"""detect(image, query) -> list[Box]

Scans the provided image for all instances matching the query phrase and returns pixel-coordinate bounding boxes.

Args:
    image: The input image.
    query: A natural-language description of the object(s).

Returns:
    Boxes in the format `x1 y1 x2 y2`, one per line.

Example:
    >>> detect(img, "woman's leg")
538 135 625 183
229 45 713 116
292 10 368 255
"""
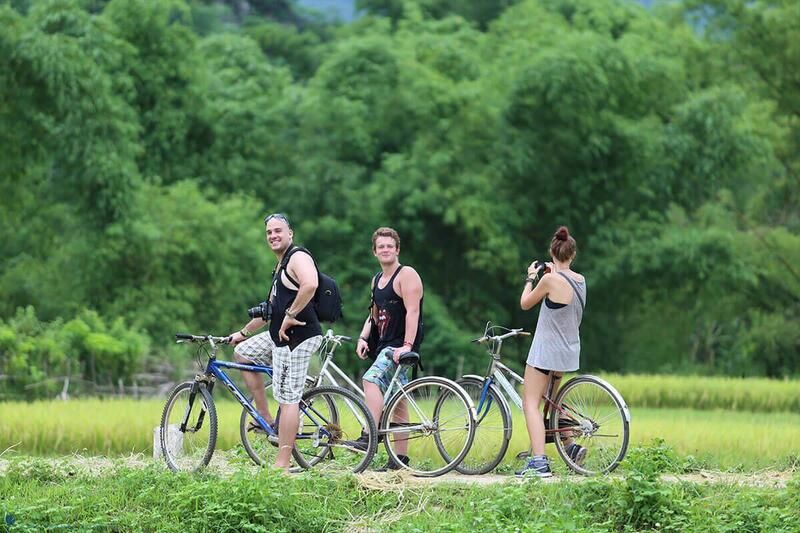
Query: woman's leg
547 372 573 447
522 365 551 456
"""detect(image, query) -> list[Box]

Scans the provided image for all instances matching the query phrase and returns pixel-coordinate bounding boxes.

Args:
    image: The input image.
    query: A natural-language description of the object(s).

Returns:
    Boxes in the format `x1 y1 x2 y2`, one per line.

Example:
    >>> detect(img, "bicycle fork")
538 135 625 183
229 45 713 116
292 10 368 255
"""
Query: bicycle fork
180 378 213 433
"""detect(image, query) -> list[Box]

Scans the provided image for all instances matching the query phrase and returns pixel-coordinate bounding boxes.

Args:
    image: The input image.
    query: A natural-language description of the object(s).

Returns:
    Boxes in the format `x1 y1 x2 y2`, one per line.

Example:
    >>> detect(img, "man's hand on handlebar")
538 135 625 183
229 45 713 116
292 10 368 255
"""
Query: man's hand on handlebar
227 331 247 345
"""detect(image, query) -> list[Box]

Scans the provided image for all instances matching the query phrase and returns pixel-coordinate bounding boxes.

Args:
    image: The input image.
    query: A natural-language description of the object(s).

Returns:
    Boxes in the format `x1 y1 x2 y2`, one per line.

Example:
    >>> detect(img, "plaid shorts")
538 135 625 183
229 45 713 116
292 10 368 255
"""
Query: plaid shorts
234 331 275 367
363 347 410 396
272 335 323 404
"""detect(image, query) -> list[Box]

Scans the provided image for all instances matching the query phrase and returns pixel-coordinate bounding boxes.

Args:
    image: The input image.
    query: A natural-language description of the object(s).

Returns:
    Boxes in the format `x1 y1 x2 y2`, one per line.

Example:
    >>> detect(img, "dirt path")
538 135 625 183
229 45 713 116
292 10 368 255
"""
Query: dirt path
0 455 794 489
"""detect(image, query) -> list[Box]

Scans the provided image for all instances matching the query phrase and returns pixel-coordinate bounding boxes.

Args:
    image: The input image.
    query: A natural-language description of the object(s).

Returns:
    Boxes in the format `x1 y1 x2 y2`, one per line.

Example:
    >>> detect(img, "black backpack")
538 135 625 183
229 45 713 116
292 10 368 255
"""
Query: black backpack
275 246 343 323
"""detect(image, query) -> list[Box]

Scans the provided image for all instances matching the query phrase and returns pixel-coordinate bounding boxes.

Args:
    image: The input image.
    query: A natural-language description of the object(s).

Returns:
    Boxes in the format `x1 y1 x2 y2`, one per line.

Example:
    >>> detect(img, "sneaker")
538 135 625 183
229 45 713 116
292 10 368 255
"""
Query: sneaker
565 443 587 466
342 431 370 452
515 456 552 478
376 454 410 472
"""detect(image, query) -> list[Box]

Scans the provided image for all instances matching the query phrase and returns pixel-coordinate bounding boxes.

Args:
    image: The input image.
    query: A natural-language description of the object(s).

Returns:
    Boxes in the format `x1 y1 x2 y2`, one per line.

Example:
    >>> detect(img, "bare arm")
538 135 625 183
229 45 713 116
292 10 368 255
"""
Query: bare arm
520 262 552 310
355 315 373 359
394 267 423 361
227 317 267 345
286 252 318 314
279 252 318 341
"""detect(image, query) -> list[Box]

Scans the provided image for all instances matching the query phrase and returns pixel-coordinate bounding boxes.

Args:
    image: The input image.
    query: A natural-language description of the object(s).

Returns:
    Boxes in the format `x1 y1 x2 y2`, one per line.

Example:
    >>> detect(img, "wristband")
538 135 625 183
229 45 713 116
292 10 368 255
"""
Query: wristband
240 328 251 338
402 341 414 347
285 309 297 319
359 336 369 343
525 277 537 285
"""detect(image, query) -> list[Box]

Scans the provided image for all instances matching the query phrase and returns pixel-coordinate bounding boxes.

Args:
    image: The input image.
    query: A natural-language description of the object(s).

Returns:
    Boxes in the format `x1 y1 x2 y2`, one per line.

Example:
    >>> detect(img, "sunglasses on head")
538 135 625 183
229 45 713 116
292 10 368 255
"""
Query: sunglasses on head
264 213 291 228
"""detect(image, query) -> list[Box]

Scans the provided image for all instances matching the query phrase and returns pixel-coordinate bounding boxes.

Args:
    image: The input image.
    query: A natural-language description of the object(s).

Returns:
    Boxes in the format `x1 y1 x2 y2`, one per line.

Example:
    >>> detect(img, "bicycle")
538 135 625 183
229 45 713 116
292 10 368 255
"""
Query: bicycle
453 323 630 476
159 333 378 473
300 329 477 477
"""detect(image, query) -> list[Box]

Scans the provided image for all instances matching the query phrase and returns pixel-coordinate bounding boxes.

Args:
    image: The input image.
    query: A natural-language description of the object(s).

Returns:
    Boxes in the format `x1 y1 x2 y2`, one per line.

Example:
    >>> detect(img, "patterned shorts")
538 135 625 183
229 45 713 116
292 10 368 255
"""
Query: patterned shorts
236 333 322 404
273 335 322 404
363 347 410 395
234 332 275 366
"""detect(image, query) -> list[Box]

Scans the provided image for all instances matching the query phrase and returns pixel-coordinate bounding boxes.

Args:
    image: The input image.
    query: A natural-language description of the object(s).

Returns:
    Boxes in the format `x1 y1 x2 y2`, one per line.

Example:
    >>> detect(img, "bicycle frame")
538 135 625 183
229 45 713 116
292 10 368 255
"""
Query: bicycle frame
313 333 446 436
202 359 277 437
315 347 365 398
472 333 584 441
317 350 406 405
181 338 338 442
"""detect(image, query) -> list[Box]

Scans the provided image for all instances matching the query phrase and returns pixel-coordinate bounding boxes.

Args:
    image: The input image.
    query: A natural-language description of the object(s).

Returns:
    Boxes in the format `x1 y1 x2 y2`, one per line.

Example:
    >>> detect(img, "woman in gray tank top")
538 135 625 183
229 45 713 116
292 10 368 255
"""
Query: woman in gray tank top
516 226 587 478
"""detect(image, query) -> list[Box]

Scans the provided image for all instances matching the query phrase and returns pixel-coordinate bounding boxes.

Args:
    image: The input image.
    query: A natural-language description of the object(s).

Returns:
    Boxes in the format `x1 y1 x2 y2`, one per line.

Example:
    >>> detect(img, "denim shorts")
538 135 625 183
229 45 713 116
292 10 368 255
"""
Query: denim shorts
362 347 410 395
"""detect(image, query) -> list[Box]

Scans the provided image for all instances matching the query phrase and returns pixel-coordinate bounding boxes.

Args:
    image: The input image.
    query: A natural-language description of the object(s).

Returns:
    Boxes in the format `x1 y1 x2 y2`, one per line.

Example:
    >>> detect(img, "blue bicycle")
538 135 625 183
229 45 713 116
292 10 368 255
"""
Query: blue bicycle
159 333 378 473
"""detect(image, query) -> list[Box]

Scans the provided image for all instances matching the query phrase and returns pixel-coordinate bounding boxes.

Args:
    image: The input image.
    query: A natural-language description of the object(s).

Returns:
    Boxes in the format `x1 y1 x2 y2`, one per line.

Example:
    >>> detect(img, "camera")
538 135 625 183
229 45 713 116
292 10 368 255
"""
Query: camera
534 261 550 277
247 301 272 321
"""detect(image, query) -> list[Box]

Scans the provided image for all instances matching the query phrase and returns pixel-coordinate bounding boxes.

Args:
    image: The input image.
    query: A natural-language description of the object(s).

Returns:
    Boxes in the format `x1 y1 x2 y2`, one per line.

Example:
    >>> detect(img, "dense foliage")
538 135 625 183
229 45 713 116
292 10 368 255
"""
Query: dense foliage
1 0 798 398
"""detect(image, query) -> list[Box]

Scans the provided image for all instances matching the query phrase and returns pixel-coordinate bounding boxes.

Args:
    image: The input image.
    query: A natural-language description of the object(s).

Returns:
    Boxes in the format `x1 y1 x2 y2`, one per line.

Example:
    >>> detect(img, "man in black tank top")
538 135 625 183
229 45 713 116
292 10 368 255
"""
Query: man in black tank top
355 227 424 469
226 213 323 472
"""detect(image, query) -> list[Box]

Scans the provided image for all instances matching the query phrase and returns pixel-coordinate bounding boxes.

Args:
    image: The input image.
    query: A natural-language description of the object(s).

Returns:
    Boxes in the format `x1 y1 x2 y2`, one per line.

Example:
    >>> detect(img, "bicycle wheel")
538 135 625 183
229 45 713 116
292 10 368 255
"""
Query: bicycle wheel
551 375 630 475
452 376 513 475
240 375 316 467
382 377 475 477
160 381 217 472
293 385 378 474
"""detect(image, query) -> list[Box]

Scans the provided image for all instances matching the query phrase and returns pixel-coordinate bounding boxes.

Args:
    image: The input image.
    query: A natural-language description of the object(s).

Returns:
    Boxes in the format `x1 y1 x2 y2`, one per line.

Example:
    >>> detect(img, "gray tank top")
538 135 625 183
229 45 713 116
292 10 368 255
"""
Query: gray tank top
527 272 587 372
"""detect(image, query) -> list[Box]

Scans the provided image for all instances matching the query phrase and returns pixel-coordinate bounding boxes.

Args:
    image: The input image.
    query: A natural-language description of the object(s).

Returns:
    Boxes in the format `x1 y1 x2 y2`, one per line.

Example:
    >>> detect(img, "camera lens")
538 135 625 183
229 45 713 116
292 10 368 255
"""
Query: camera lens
247 301 271 320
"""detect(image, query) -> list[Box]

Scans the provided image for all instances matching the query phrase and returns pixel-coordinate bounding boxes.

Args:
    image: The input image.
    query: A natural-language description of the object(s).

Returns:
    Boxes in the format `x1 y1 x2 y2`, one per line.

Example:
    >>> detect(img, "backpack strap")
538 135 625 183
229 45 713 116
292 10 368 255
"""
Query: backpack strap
558 272 585 311
273 245 315 290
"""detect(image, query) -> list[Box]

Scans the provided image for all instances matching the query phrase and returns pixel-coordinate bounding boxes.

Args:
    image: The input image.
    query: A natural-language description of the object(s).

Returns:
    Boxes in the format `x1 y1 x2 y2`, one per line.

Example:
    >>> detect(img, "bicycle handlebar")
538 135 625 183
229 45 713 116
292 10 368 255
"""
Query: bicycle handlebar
174 333 229 343
472 328 530 344
323 329 351 344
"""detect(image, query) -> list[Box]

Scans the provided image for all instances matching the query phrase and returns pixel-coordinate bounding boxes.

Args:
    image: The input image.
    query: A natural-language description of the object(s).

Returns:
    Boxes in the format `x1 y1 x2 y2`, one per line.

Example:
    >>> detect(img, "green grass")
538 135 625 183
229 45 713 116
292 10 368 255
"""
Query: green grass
0 398 248 457
2 398 799 471
1 456 798 532
502 407 800 472
598 373 800 412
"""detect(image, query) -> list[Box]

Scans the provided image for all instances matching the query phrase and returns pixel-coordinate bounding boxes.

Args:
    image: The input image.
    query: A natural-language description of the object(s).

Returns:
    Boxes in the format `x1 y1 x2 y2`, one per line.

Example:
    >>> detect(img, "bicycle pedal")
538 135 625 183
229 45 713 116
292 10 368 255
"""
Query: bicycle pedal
516 450 531 460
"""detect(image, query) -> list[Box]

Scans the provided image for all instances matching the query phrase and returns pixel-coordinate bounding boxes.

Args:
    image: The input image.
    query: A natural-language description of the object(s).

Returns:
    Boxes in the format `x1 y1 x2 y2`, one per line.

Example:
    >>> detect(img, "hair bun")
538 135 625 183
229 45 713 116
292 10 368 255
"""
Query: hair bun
555 226 569 241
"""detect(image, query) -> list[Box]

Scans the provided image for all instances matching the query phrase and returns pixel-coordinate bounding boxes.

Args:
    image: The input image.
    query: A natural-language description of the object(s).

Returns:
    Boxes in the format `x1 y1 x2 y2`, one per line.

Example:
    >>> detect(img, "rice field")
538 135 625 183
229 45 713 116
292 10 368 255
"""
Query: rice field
597 373 800 413
2 396 798 471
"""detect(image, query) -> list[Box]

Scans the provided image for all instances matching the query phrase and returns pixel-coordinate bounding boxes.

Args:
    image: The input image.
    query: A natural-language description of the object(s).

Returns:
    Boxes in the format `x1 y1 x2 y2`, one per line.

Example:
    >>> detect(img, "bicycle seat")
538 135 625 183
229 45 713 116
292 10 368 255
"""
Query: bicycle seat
397 351 420 367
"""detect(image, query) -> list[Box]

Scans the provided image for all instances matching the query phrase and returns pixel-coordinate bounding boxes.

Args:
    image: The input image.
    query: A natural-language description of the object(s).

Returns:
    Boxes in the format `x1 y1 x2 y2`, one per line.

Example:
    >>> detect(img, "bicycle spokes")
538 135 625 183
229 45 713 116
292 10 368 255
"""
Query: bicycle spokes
382 377 475 477
161 382 217 472
293 386 377 474
552 377 629 475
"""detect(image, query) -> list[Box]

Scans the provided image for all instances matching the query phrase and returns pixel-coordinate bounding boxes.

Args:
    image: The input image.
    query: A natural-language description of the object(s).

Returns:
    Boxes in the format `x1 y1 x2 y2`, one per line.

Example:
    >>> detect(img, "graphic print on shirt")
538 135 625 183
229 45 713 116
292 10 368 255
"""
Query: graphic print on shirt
377 306 393 338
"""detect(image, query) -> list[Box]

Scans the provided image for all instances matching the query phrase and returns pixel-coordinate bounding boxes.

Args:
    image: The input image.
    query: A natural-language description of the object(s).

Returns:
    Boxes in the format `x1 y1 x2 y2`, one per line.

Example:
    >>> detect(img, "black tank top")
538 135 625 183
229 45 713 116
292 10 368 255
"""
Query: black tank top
269 247 322 350
373 265 424 354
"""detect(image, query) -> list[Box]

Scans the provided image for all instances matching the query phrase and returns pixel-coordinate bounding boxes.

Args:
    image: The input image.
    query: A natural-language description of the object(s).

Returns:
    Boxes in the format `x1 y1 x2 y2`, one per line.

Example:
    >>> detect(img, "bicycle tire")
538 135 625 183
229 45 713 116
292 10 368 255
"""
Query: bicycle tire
292 385 378 474
160 381 217 472
382 376 476 477
240 376 316 467
452 376 513 475
550 375 630 475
